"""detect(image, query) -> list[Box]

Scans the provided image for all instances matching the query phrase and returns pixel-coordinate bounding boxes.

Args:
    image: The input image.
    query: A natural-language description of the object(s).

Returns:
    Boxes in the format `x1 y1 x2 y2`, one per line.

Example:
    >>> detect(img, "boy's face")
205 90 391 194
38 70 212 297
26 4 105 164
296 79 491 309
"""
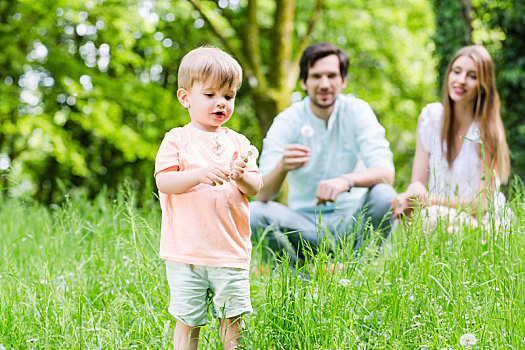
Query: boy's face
177 80 236 132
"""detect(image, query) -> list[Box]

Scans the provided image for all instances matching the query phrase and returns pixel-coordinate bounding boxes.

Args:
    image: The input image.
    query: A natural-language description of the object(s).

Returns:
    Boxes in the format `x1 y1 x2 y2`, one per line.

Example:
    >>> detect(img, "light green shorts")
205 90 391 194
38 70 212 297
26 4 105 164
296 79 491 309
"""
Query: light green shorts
165 260 252 327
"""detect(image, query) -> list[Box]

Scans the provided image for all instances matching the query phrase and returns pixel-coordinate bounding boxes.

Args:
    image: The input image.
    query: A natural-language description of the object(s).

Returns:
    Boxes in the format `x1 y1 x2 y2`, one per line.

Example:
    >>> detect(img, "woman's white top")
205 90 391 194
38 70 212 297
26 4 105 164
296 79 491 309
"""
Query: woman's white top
418 103 510 228
419 102 482 198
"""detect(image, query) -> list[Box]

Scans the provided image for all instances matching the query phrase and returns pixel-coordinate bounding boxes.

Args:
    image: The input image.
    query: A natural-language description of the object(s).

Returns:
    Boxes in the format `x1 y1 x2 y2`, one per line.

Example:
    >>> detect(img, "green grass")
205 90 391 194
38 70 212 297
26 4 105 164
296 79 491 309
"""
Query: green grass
1 185 524 349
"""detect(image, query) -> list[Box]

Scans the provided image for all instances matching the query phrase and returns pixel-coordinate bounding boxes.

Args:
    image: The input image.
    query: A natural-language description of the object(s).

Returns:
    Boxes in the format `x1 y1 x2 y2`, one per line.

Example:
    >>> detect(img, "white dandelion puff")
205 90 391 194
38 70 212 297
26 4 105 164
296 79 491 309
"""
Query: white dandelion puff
460 333 477 347
301 125 314 147
301 125 314 138
246 145 259 161
338 279 351 287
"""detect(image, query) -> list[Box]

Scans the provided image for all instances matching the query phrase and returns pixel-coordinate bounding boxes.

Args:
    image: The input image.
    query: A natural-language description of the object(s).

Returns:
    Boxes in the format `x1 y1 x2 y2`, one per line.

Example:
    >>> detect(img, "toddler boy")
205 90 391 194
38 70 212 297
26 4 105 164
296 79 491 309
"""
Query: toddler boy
155 46 262 350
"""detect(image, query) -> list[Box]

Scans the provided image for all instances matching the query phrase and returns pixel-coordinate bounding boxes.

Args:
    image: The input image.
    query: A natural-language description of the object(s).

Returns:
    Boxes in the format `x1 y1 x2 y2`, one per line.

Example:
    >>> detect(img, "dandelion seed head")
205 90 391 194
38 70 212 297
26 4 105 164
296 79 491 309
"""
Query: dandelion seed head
246 145 259 160
460 333 477 346
338 279 351 287
301 125 314 138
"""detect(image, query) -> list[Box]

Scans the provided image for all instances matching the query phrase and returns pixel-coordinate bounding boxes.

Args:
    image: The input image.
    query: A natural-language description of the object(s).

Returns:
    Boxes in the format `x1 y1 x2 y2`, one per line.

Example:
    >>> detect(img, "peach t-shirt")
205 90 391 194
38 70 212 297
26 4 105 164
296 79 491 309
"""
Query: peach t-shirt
154 124 261 269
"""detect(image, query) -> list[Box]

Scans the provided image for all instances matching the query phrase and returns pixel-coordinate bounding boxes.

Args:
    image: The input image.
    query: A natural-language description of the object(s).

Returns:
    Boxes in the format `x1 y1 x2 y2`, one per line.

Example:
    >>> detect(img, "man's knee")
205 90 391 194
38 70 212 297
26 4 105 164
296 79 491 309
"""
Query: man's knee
249 201 268 233
367 183 396 212
362 184 396 231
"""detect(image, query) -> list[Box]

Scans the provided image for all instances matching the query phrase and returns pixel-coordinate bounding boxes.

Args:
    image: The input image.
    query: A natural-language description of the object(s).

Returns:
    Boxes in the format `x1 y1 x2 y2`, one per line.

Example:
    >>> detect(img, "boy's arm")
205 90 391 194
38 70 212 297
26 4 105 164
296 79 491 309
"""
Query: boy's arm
230 156 263 196
234 171 263 197
156 166 230 194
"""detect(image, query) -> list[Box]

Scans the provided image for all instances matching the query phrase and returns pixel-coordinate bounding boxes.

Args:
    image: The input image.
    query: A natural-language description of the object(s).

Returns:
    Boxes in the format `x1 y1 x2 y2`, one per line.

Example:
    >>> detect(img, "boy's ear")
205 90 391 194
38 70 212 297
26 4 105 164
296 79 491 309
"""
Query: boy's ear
177 88 190 109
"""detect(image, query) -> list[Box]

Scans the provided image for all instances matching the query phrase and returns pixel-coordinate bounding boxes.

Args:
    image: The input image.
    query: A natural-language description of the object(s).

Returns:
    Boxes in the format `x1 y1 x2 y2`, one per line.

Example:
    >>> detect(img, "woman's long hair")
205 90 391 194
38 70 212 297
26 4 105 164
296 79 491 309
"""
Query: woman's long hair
441 45 510 183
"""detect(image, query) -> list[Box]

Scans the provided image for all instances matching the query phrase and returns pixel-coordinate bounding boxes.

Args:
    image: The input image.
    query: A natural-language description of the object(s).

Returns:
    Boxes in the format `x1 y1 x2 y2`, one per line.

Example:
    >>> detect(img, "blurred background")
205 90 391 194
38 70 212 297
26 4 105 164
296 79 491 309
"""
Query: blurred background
0 0 523 205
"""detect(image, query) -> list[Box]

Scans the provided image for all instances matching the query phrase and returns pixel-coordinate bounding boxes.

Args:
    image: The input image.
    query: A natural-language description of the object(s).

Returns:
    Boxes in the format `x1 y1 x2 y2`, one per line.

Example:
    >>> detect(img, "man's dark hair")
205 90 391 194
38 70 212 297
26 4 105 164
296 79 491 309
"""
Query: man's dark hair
299 42 349 82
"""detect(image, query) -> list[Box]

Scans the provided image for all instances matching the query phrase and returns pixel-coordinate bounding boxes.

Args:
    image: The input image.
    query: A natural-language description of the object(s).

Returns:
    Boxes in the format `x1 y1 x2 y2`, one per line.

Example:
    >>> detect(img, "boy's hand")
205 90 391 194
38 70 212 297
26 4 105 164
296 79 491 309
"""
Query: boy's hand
229 151 248 181
197 166 230 186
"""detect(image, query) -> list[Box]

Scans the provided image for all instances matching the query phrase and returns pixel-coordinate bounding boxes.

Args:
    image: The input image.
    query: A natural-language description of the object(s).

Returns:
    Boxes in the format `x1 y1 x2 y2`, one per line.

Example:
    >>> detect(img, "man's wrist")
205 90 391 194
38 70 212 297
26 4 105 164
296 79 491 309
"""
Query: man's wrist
340 174 354 192
277 159 289 174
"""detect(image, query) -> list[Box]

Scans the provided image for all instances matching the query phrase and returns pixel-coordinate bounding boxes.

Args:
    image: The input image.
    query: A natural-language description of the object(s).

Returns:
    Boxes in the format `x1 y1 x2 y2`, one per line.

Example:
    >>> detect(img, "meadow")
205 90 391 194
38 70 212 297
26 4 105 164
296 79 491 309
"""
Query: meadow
1 184 524 349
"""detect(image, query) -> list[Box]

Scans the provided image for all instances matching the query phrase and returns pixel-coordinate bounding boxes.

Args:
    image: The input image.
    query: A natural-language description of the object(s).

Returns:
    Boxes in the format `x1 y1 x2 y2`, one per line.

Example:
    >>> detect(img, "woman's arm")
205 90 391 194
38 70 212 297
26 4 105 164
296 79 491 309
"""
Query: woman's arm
391 115 430 217
409 114 430 195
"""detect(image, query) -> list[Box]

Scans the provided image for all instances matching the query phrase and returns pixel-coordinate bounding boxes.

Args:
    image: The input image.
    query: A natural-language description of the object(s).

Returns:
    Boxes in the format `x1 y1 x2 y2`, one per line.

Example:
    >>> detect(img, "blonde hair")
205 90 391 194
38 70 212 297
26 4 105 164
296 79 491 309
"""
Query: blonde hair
177 46 242 91
441 45 510 183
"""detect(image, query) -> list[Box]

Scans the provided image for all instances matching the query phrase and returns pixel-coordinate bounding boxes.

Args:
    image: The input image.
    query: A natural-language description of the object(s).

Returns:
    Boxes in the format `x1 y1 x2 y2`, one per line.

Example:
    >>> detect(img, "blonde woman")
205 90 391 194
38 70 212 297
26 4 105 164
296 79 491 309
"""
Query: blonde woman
391 45 510 229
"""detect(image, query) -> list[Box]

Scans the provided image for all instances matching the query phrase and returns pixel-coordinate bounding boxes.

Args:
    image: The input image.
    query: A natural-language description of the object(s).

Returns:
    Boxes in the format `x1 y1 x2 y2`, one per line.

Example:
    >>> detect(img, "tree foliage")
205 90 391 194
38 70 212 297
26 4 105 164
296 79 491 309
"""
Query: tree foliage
430 0 472 93
1 0 439 202
0 0 194 202
477 0 525 181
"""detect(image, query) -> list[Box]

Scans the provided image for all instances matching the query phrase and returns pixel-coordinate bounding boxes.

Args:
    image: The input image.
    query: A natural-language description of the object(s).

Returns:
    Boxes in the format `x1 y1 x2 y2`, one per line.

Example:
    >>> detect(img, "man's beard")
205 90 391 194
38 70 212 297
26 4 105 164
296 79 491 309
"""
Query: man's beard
310 94 336 109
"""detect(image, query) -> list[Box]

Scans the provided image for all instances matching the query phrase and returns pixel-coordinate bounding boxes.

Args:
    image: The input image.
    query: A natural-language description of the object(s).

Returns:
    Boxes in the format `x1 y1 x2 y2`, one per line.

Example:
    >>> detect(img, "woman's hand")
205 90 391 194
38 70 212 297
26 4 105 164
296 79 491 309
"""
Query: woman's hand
391 192 413 218
391 182 428 219
406 181 428 201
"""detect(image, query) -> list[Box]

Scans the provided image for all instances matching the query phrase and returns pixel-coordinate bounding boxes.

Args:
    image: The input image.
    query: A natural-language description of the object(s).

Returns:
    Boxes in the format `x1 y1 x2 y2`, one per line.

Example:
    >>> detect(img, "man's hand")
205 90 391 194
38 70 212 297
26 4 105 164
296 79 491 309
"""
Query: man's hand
197 166 230 186
315 176 350 206
280 144 310 171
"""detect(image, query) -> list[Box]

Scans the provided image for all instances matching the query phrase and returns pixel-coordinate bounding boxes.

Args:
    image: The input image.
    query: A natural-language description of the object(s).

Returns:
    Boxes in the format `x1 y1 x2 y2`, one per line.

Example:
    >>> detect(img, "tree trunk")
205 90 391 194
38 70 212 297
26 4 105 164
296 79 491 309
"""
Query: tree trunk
185 0 322 138
253 93 281 140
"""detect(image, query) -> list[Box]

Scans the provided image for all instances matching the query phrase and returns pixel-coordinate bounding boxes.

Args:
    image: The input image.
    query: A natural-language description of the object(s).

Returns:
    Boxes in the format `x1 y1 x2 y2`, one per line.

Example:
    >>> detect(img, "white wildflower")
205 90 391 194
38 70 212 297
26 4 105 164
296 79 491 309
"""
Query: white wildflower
301 125 314 138
0 344 6 350
26 338 39 343
338 279 351 287
301 125 314 147
246 145 259 161
460 333 477 347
